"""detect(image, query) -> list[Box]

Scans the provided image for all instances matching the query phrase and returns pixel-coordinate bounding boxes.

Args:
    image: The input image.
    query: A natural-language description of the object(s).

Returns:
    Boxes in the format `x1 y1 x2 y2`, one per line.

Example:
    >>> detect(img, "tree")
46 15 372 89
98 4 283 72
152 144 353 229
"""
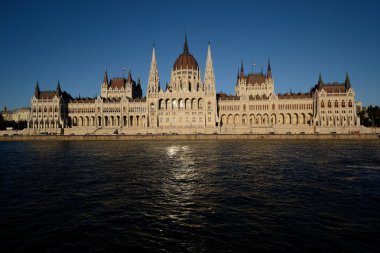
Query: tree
359 105 380 127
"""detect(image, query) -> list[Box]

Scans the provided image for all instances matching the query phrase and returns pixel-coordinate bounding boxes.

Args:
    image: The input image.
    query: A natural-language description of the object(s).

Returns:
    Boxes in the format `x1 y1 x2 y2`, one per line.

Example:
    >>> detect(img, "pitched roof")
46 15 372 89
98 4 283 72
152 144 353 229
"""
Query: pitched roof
38 91 56 99
245 73 267 85
109 78 126 89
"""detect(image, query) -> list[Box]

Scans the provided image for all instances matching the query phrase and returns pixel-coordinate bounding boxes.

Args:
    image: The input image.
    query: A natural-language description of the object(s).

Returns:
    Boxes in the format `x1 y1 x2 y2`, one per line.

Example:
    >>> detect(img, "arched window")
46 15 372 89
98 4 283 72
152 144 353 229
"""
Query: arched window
342 100 346 108
334 100 339 108
348 100 353 107
321 101 325 108
328 101 332 108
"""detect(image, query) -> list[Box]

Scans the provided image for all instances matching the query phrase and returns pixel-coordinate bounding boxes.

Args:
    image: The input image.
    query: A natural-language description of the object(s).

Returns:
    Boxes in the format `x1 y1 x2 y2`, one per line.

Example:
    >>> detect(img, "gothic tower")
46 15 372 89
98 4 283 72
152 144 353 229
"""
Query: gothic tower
204 42 218 127
147 45 160 127
147 45 160 96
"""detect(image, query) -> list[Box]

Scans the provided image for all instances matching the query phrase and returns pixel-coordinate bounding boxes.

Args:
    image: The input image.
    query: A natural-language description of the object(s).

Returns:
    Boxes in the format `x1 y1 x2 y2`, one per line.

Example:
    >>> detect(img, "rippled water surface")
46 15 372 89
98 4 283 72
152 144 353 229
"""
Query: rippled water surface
1 140 380 252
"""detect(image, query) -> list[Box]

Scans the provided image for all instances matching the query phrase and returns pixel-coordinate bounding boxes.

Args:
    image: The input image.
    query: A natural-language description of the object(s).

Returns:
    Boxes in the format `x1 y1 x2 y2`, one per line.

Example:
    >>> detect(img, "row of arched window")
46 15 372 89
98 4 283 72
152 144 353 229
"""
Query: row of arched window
33 106 59 113
321 100 353 108
158 98 211 111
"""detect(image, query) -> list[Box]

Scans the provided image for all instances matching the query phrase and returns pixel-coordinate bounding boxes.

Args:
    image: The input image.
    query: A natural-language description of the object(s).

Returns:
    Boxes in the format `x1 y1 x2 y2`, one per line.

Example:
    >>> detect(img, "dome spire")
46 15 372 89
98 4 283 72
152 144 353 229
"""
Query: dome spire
183 34 189 53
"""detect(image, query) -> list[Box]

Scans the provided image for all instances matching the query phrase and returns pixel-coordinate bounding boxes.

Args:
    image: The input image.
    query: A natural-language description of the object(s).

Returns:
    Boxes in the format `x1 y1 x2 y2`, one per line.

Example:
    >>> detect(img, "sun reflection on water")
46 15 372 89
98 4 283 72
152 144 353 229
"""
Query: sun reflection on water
162 145 202 225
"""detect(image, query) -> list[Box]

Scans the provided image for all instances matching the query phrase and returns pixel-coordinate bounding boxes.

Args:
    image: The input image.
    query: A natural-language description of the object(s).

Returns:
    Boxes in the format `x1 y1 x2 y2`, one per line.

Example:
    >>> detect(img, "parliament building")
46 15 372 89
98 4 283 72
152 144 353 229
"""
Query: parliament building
29 37 361 135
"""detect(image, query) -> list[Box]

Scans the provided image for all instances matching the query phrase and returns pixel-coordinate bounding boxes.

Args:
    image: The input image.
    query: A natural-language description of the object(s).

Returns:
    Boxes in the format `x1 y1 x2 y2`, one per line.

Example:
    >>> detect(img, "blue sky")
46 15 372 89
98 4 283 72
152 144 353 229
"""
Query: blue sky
0 0 379 109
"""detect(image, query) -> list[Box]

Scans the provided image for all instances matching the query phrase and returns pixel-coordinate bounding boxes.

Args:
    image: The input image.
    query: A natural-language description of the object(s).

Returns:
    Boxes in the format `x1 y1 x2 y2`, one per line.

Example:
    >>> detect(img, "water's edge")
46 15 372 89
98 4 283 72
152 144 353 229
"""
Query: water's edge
0 133 379 141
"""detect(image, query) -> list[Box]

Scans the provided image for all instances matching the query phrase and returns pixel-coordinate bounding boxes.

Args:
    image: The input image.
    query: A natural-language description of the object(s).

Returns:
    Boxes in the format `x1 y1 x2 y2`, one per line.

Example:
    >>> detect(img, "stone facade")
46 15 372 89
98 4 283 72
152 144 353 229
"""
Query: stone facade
28 37 362 135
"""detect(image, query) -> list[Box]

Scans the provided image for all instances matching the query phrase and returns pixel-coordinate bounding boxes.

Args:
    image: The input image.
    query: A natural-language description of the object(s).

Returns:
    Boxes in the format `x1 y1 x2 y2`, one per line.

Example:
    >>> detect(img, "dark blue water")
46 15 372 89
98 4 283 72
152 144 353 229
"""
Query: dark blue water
1 140 379 252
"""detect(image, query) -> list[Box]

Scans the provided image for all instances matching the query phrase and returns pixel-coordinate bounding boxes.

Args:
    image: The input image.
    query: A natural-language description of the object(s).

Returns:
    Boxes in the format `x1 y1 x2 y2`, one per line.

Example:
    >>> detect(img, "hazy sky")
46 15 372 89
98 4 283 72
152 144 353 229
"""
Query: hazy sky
0 0 379 109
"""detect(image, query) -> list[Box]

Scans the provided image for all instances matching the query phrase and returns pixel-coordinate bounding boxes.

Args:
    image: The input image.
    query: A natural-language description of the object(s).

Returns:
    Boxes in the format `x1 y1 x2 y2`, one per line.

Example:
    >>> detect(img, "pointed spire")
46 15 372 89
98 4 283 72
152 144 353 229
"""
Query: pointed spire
152 44 156 64
240 60 245 79
127 67 132 83
148 44 160 94
34 81 40 98
35 81 39 91
317 72 323 89
267 59 272 79
56 80 61 96
206 42 213 67
103 67 108 84
204 42 215 91
183 34 189 53
345 72 351 90
137 74 142 98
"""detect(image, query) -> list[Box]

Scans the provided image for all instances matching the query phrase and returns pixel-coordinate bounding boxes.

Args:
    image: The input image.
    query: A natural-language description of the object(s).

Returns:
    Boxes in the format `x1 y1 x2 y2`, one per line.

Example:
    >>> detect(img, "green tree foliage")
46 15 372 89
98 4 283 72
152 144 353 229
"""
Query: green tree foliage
0 113 4 129
359 105 380 127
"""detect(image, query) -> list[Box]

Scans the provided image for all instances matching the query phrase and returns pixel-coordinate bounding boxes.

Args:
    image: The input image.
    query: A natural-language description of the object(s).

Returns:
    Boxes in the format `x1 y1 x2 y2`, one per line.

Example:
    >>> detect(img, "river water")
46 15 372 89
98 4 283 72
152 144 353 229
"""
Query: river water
0 140 379 252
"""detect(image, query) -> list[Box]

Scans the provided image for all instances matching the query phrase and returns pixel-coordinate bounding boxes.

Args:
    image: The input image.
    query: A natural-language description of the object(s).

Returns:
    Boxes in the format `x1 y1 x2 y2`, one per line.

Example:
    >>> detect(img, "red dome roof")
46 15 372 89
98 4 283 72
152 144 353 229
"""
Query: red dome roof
173 52 198 70
173 36 198 70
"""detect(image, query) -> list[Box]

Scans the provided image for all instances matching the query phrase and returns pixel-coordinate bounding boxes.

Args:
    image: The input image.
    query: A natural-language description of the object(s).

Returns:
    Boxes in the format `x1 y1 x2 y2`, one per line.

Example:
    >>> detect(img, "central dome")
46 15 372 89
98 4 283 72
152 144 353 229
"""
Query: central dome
173 37 199 70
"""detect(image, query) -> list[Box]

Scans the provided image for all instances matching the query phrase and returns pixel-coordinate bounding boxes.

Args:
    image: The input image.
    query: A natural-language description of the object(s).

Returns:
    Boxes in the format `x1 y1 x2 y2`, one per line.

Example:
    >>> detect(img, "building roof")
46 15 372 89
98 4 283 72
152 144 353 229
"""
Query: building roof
277 92 312 99
70 97 96 103
217 93 240 100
